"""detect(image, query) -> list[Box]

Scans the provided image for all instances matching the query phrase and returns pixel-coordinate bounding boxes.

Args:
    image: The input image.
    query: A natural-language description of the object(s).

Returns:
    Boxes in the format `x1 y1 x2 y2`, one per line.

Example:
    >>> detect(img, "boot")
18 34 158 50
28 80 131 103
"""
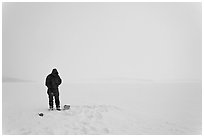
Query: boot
49 106 54 111
56 106 61 111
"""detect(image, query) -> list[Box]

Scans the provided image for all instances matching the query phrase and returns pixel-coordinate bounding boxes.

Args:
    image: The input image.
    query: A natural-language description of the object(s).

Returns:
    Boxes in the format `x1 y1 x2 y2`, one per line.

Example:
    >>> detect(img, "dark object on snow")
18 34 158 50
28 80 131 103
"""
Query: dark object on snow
39 113 44 117
45 68 62 109
63 105 70 110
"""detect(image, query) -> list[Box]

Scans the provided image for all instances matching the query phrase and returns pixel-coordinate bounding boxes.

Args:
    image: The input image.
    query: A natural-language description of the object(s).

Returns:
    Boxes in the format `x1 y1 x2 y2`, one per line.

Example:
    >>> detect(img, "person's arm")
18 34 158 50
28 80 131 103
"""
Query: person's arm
57 75 62 85
45 75 52 88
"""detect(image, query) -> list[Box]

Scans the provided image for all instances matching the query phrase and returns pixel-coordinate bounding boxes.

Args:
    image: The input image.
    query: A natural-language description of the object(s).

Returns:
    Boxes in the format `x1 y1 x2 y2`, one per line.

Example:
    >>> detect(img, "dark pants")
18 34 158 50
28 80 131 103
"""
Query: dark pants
47 88 60 108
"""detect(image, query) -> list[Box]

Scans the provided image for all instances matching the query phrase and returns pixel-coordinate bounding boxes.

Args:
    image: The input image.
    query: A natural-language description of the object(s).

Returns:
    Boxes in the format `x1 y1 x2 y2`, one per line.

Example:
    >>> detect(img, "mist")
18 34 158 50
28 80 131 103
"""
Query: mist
2 2 202 135
3 2 201 83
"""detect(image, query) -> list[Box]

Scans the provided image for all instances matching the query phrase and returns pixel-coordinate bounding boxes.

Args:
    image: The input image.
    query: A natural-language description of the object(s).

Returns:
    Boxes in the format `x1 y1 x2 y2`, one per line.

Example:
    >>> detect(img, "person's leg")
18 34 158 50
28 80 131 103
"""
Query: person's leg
47 89 54 109
55 96 60 109
54 89 60 109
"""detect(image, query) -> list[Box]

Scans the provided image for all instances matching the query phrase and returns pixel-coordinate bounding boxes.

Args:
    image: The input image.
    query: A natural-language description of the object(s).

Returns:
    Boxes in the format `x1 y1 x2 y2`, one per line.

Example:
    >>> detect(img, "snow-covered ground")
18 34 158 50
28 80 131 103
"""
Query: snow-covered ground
2 81 201 135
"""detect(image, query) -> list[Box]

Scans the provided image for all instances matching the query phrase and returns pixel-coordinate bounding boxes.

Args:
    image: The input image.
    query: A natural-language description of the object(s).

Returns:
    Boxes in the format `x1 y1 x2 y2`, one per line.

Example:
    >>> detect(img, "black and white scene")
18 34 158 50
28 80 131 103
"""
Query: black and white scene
2 2 202 135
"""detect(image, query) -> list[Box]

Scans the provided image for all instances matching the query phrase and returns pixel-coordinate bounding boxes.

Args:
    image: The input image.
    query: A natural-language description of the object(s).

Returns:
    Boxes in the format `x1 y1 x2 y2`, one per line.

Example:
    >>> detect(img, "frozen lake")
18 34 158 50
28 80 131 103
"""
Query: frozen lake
2 81 202 134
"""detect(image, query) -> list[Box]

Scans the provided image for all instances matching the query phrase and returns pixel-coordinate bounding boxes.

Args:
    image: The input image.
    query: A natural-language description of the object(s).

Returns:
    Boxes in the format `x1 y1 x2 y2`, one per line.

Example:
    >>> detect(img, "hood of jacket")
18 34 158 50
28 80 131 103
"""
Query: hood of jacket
51 69 58 75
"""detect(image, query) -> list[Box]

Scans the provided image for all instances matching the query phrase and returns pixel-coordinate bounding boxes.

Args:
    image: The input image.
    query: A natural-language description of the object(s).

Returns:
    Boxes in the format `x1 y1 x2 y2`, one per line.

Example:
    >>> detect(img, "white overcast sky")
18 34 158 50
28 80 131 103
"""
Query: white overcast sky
2 2 201 82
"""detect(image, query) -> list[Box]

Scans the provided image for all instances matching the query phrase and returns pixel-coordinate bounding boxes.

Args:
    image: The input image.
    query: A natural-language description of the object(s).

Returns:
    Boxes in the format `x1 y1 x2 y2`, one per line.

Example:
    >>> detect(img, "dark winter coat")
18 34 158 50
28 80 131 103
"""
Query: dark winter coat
45 69 62 89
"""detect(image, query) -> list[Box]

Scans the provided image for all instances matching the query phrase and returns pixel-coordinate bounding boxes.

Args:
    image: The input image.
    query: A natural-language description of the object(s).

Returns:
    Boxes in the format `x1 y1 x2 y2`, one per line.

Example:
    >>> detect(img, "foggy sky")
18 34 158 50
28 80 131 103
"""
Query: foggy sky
3 2 202 83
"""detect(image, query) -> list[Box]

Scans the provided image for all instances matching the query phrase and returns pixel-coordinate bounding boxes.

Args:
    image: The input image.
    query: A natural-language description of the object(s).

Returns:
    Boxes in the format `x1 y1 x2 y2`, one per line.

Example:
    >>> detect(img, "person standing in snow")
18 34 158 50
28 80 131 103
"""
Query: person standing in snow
45 68 62 110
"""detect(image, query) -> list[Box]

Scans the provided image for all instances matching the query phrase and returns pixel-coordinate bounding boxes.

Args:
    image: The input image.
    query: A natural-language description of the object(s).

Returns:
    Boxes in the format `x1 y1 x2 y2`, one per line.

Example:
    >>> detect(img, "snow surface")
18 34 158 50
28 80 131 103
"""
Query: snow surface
2 82 201 135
